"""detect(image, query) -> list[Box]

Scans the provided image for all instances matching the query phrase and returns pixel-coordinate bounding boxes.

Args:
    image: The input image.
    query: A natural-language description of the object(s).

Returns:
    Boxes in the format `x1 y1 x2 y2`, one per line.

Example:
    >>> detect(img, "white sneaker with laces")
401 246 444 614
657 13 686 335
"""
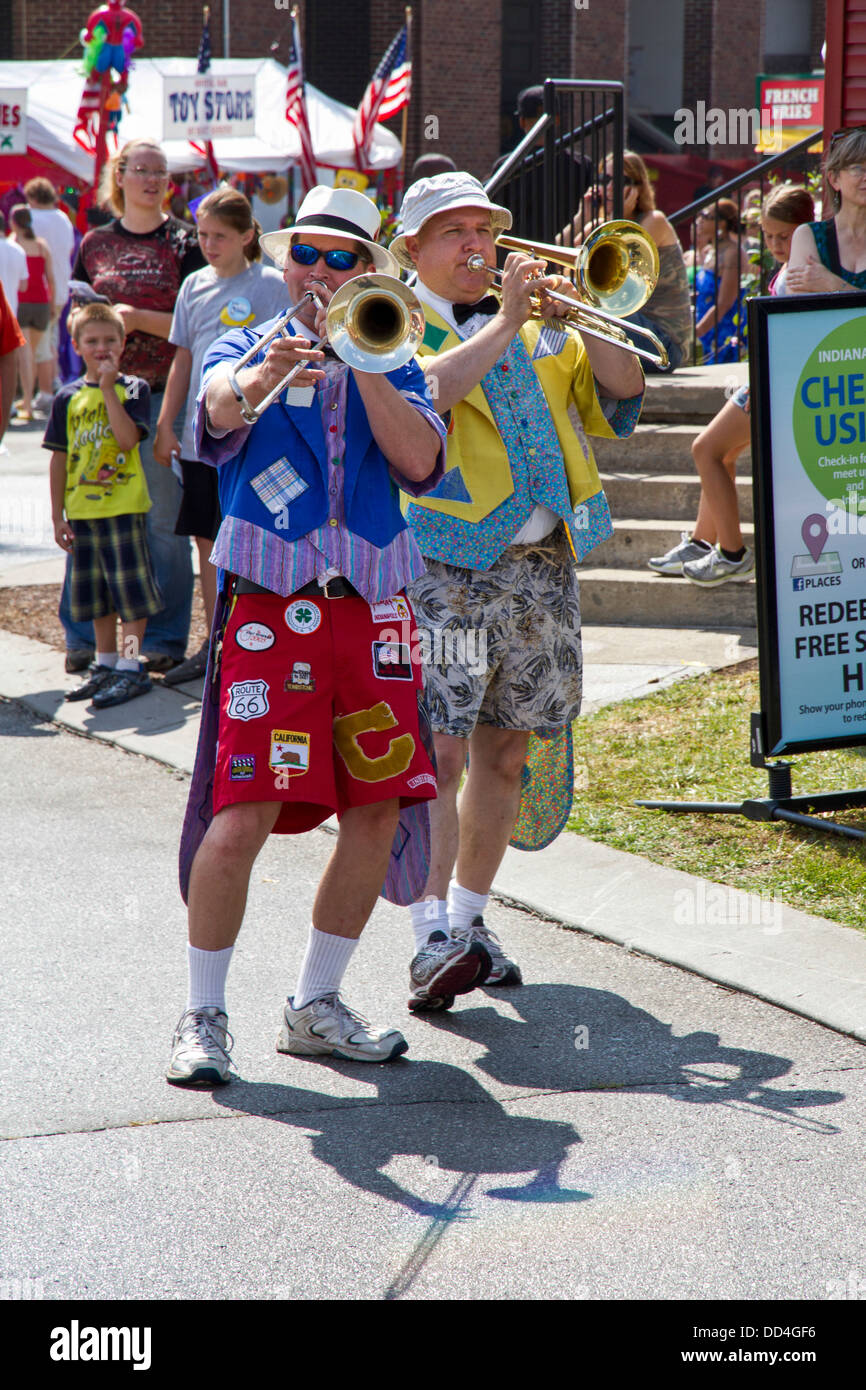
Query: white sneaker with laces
277 992 408 1062
647 532 713 576
682 544 755 586
408 928 492 1013
166 1007 234 1086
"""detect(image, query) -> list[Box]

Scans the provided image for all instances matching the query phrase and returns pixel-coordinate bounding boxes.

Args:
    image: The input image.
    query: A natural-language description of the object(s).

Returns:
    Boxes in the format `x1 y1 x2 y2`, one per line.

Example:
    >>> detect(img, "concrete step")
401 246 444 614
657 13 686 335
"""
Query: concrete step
577 566 757 628
603 518 755 568
601 471 754 523
640 363 748 424
594 422 751 475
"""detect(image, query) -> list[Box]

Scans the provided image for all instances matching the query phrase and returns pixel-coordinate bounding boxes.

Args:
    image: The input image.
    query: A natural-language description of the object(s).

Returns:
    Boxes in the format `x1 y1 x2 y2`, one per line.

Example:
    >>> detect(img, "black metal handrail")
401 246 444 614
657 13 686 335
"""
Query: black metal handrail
485 80 625 246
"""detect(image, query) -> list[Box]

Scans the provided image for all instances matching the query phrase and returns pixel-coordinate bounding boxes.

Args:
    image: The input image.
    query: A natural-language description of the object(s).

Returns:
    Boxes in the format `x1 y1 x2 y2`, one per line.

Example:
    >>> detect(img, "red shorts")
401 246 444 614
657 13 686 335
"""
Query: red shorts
213 589 438 833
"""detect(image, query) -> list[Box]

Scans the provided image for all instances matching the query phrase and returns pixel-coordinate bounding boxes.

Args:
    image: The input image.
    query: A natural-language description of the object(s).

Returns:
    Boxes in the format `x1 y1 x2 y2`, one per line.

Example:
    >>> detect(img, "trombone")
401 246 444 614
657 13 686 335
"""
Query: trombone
227 274 426 421
466 220 669 368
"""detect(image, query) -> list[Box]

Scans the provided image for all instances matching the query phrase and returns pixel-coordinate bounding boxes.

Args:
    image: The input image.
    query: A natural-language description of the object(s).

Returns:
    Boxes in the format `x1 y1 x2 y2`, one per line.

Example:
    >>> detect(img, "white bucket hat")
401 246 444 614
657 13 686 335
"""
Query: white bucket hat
260 186 399 278
389 172 512 269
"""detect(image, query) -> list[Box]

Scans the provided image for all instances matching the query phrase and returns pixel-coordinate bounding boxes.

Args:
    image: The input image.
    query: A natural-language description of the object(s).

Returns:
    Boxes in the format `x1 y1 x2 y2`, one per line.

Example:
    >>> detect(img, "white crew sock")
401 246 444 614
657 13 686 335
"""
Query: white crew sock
95 651 117 668
293 924 359 1009
186 943 234 1013
447 880 489 935
409 897 450 950
116 656 142 672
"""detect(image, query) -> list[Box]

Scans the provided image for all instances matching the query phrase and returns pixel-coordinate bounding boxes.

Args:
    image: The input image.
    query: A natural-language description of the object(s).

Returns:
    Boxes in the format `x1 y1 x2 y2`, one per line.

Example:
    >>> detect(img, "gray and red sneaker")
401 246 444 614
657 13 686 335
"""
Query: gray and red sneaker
408 929 492 1013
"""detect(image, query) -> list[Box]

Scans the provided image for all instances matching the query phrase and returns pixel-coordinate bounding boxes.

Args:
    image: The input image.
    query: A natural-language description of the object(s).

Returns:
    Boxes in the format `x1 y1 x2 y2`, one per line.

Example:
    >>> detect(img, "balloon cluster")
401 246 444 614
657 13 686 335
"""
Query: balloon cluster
80 3 143 80
74 3 143 152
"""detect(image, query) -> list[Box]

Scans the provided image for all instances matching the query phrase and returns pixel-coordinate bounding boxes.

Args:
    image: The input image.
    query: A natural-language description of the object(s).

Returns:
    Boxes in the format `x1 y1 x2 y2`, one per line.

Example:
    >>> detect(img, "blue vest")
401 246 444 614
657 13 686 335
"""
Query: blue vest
204 321 431 550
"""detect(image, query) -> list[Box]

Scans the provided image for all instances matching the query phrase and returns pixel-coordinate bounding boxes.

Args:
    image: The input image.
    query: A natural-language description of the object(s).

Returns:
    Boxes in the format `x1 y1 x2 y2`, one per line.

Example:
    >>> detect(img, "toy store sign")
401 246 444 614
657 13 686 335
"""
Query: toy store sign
162 75 255 141
0 91 27 153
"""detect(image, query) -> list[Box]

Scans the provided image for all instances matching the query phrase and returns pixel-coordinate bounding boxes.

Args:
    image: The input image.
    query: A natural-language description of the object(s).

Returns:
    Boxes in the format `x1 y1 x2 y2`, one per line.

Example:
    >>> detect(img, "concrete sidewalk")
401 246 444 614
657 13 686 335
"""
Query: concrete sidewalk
2 616 865 1046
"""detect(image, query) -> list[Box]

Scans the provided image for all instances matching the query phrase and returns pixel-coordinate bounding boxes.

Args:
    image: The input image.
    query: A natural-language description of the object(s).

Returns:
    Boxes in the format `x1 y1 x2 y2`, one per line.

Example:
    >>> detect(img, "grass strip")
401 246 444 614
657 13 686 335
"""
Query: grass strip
568 659 866 934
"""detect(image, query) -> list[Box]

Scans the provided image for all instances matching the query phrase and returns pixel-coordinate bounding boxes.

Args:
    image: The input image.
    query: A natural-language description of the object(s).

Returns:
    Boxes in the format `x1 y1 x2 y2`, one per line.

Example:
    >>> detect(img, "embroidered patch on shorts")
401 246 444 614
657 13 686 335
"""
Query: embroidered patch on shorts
407 772 437 789
284 660 316 692
285 600 322 634
369 595 411 624
333 702 415 783
226 679 270 720
229 755 256 781
269 729 310 777
372 640 413 681
235 621 276 652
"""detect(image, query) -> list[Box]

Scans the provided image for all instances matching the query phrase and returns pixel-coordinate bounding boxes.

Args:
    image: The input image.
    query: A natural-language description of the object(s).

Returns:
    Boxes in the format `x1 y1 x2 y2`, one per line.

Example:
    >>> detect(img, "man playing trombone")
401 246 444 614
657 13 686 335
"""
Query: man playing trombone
167 187 446 1084
390 171 645 1009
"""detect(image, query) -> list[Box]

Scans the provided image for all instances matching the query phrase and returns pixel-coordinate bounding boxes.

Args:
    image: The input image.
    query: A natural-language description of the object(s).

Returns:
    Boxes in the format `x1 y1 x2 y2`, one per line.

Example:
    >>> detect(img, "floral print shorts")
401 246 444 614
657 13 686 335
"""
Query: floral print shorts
408 525 583 739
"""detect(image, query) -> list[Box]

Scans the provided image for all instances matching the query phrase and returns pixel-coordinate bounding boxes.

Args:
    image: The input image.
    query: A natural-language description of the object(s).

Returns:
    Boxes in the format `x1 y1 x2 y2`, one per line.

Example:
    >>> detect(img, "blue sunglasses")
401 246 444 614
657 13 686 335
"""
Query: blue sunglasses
290 243 359 270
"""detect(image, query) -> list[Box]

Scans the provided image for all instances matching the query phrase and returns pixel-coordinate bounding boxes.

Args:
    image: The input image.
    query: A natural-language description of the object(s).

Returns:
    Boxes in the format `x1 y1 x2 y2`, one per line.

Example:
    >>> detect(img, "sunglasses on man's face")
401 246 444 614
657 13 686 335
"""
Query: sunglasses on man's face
289 243 359 270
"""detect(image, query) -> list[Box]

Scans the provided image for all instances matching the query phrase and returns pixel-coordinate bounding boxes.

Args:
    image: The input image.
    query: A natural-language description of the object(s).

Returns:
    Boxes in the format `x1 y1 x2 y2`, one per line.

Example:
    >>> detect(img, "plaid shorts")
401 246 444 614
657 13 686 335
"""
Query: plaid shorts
68 513 163 623
408 524 583 739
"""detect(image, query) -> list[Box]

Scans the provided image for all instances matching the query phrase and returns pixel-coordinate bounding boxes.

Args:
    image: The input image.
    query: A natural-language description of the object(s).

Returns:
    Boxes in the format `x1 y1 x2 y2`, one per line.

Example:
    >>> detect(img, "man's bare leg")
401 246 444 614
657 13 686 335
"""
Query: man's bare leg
188 801 281 950
455 724 531 894
421 732 468 901
313 798 401 938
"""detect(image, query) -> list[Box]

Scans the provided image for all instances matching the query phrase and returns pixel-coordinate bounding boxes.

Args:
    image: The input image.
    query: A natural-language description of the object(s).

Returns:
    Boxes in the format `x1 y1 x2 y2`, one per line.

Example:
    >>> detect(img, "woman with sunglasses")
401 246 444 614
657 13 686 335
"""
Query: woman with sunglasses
576 151 691 372
786 128 866 295
66 139 205 674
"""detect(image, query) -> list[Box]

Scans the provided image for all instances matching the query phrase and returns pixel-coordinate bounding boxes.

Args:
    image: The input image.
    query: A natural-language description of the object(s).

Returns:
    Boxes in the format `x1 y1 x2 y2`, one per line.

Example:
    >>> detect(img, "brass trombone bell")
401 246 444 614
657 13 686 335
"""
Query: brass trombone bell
326 273 426 374
228 274 426 420
465 219 668 367
496 220 660 319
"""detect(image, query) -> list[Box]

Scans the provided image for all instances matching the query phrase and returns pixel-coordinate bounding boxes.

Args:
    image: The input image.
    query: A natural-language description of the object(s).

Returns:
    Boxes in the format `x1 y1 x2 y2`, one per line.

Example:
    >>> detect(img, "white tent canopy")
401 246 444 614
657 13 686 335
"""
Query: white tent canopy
0 58 402 180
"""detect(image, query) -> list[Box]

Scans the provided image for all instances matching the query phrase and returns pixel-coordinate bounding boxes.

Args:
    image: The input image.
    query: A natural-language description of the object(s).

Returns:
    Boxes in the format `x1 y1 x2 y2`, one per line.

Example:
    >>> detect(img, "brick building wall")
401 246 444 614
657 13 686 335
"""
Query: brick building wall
5 0 830 179
569 0 629 88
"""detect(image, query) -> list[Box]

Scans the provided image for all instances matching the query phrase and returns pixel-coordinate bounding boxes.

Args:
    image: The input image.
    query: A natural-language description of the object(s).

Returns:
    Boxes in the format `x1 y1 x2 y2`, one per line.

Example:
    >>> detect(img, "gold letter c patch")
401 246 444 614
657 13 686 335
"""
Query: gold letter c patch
333 701 415 782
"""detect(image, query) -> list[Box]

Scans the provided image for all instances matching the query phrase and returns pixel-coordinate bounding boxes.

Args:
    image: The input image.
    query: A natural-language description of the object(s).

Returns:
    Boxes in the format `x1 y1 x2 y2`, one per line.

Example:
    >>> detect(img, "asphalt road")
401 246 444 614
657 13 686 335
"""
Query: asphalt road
2 698 865 1314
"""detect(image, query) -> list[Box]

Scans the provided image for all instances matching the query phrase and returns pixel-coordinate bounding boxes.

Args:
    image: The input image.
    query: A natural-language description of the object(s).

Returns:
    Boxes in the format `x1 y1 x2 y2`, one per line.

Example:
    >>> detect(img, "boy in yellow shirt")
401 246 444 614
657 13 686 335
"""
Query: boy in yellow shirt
45 304 160 708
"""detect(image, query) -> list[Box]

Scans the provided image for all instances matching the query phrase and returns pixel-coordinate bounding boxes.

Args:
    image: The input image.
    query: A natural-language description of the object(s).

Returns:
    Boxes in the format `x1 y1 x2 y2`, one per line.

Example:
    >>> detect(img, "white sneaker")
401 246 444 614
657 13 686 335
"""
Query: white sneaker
682 545 755 586
166 1007 234 1086
277 993 408 1062
647 532 713 575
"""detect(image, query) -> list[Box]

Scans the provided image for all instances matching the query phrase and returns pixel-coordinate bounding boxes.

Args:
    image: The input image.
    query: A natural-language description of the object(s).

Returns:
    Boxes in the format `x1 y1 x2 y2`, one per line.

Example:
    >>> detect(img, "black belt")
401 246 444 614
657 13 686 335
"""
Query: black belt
233 575 358 599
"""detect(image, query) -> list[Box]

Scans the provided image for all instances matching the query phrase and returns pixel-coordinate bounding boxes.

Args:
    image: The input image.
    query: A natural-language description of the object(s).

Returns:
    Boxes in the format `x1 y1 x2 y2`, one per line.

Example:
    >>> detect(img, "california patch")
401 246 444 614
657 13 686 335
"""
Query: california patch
285 599 322 634
372 640 413 681
230 755 256 781
226 679 270 720
235 621 276 652
269 729 310 777
369 595 411 624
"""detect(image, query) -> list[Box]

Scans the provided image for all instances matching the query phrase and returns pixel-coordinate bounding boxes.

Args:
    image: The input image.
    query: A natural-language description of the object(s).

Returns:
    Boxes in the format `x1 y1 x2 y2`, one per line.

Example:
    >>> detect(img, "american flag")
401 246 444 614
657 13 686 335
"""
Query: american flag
352 24 412 171
286 9 317 195
196 9 220 185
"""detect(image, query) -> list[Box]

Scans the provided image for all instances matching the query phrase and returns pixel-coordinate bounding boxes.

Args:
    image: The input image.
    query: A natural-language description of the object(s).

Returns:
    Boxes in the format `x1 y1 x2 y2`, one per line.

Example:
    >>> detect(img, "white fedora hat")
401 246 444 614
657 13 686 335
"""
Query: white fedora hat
389 172 512 269
260 186 399 277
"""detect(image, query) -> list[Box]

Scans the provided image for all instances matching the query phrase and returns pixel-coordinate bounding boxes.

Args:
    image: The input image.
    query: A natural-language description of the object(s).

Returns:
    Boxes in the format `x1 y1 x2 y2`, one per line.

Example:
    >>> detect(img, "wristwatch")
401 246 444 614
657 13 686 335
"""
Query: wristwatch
226 367 259 424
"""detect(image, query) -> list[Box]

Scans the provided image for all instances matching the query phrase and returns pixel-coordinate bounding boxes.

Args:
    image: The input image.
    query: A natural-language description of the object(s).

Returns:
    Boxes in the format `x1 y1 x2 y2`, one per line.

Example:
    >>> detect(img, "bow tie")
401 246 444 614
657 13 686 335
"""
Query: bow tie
453 295 499 325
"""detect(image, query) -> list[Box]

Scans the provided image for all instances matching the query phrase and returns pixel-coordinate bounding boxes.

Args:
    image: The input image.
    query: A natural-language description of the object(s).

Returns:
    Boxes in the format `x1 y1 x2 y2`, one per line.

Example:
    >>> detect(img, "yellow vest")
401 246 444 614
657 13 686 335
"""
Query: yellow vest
411 307 620 523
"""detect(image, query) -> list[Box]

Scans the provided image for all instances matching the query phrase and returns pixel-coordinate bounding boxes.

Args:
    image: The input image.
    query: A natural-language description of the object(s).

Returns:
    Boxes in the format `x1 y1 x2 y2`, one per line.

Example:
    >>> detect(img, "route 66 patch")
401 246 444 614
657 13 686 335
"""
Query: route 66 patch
227 679 270 720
